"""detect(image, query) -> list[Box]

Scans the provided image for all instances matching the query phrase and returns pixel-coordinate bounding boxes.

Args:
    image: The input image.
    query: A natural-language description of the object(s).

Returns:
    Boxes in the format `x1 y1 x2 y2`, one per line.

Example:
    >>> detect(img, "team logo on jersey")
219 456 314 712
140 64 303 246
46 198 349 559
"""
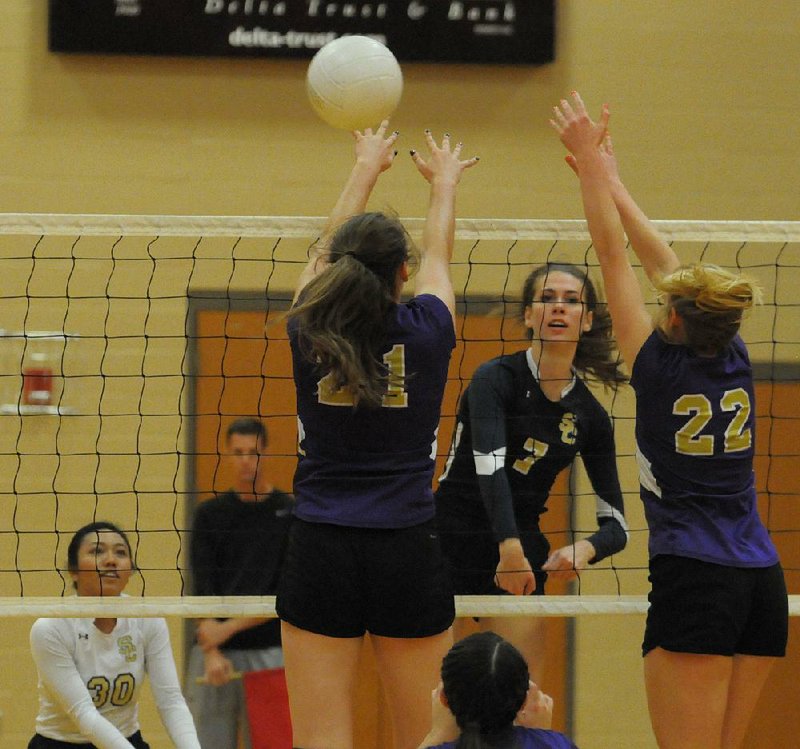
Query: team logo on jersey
559 412 577 445
78 632 89 640
117 634 137 663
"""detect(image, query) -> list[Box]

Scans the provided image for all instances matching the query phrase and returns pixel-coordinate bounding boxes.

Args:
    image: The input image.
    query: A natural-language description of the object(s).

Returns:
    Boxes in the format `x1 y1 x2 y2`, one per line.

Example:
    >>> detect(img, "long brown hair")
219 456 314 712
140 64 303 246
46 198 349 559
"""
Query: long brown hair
657 264 761 354
288 212 410 409
521 262 627 387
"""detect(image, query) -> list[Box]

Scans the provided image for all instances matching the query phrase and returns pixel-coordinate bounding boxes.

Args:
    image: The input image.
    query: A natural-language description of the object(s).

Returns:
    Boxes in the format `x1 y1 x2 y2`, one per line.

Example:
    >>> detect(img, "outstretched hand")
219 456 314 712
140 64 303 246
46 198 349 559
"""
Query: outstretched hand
550 91 609 159
410 130 479 185
564 132 621 186
352 120 399 174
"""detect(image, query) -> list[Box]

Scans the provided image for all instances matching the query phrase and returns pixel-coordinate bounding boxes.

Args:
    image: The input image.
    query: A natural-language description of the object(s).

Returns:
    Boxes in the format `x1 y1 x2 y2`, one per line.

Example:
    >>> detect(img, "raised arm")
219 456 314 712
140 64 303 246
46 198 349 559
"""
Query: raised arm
293 121 399 303
594 136 680 282
410 131 479 318
551 93 653 367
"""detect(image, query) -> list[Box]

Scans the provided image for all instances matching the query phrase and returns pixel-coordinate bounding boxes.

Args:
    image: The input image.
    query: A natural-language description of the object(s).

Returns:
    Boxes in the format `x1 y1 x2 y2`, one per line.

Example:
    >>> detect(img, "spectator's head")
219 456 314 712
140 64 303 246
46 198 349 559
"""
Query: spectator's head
225 418 269 497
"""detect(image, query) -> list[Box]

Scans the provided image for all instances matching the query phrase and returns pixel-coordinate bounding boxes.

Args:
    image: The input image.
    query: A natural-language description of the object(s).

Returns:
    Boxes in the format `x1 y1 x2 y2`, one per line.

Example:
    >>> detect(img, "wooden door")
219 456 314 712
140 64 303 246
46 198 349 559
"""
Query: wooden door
190 304 571 748
743 381 800 747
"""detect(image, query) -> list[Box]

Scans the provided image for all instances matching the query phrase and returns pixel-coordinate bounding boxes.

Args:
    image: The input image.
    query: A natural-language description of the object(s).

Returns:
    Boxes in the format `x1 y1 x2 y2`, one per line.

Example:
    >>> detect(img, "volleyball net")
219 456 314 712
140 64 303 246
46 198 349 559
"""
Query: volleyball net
1 213 798 619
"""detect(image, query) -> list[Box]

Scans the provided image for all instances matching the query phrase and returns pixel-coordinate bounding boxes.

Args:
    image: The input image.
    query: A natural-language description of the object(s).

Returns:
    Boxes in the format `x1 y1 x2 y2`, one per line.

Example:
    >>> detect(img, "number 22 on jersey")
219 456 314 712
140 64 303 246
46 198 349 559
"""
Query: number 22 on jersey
673 387 751 455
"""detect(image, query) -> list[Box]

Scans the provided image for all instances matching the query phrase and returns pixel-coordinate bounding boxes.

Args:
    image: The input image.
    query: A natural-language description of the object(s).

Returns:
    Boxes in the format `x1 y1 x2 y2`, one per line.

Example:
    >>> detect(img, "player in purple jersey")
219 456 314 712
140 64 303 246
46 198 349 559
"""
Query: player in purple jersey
435 262 628 681
417 632 579 749
276 121 478 749
553 92 787 749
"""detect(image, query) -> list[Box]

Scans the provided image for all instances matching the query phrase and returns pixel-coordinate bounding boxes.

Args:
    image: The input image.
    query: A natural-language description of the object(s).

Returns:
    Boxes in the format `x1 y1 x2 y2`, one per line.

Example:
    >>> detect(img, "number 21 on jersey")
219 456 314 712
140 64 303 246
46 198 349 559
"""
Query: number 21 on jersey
317 344 408 408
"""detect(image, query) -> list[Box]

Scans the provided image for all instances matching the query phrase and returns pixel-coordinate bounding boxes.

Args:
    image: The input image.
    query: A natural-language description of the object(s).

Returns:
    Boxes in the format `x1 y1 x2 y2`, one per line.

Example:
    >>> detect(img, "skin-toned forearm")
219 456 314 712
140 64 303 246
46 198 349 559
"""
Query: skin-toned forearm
576 148 627 270
196 617 270 651
608 178 680 282
294 123 398 302
421 176 458 267
551 94 652 367
223 616 270 636
323 158 383 237
323 122 398 237
295 159 381 298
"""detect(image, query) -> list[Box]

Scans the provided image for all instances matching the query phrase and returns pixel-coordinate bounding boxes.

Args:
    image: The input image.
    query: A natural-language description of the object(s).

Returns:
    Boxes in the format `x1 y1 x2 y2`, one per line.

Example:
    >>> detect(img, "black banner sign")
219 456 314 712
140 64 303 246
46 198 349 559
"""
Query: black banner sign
48 1 555 65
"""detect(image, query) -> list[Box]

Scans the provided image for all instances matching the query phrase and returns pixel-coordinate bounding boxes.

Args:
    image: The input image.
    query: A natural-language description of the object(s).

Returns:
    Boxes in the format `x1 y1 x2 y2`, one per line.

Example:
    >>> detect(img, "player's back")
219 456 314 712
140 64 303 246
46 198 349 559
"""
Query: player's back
290 294 455 528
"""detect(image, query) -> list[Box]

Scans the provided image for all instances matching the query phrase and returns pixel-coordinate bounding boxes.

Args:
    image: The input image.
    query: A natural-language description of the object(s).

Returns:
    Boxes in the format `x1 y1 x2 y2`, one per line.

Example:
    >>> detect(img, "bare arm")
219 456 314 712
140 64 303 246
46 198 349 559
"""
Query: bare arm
416 684 459 749
195 616 272 686
600 139 680 281
410 132 479 318
551 93 653 368
293 121 399 303
566 134 680 283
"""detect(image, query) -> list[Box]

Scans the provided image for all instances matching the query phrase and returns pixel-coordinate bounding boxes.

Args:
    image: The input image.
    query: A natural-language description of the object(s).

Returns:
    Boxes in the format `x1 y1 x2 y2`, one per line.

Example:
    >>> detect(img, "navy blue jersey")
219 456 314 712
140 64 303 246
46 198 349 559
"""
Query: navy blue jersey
436 349 627 563
631 331 778 566
289 294 455 528
425 726 579 749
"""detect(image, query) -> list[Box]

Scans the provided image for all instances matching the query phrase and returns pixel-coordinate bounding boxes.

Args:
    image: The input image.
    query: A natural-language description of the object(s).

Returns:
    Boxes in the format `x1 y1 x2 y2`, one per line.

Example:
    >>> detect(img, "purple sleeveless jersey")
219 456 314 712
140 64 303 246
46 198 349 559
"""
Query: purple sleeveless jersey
289 294 455 528
630 331 778 567
425 727 578 749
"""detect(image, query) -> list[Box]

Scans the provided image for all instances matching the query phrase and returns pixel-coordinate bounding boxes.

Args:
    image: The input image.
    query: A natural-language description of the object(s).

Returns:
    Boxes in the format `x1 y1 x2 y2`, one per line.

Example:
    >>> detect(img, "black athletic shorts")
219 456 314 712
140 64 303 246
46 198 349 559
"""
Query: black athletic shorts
642 555 788 657
276 517 455 639
437 511 549 596
28 731 150 749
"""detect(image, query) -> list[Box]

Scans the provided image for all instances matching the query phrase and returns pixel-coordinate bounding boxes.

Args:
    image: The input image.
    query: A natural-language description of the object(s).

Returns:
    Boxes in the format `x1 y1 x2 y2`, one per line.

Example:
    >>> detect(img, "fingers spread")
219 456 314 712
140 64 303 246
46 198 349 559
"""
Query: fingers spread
599 102 611 132
570 90 586 114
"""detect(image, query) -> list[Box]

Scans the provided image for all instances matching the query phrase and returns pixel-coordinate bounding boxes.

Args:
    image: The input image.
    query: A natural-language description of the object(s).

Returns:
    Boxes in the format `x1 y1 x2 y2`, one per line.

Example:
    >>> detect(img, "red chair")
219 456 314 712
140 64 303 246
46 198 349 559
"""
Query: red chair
243 668 293 749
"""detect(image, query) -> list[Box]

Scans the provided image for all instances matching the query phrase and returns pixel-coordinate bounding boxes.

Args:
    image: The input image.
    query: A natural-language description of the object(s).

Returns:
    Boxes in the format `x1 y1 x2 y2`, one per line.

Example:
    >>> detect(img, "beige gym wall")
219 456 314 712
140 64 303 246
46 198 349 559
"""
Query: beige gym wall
0 2 798 748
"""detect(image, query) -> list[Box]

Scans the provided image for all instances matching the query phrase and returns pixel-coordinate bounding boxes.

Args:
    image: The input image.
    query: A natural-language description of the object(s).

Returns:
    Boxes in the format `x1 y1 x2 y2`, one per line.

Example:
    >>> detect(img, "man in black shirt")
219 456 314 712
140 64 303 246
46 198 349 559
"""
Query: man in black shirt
186 418 293 749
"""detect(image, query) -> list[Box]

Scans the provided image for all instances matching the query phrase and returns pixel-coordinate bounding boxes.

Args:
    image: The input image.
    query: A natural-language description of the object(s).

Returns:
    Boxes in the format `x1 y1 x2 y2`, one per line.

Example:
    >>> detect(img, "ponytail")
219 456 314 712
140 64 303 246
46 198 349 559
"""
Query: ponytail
442 632 529 749
657 264 761 353
288 212 410 408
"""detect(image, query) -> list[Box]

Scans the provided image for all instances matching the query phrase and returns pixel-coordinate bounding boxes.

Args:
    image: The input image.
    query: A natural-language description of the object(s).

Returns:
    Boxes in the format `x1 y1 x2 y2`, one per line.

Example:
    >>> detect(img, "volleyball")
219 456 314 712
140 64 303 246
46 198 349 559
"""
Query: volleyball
306 35 403 131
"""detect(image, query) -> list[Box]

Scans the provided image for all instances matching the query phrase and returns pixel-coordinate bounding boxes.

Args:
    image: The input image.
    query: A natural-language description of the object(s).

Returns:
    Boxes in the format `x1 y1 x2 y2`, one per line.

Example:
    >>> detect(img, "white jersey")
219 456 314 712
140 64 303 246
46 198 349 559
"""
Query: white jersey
30 614 200 749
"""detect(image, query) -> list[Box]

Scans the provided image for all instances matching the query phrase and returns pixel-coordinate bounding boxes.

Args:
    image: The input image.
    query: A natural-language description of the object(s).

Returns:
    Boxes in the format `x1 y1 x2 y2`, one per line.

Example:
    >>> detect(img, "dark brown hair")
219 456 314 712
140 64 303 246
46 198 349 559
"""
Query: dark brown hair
288 212 410 409
226 417 268 448
441 632 530 749
67 521 133 590
521 262 627 387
